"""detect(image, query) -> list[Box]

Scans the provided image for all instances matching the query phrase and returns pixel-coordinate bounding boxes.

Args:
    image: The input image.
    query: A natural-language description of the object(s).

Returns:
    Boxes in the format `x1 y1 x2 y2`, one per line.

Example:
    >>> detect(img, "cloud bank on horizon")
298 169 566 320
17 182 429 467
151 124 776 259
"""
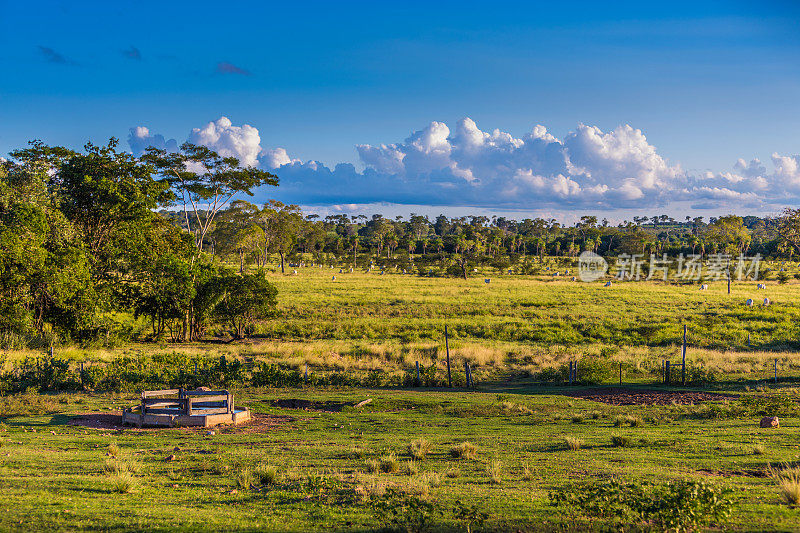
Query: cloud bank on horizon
128 116 799 213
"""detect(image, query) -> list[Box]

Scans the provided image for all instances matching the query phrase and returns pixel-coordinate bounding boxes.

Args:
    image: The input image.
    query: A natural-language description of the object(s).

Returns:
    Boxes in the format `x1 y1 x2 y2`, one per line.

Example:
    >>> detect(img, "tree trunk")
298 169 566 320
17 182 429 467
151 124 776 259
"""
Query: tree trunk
279 251 285 274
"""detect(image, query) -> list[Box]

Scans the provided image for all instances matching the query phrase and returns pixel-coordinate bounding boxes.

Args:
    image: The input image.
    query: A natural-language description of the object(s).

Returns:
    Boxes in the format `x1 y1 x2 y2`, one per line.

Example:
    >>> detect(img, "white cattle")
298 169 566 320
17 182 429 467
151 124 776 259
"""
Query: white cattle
757 283 766 289
699 284 708 290
332 276 336 280
604 281 612 287
763 297 771 306
746 298 753 306
292 270 298 275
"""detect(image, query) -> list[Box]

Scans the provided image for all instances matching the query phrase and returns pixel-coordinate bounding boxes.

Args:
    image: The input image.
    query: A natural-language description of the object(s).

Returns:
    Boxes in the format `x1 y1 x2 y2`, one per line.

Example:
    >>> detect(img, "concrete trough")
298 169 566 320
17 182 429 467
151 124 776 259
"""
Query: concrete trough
121 388 250 428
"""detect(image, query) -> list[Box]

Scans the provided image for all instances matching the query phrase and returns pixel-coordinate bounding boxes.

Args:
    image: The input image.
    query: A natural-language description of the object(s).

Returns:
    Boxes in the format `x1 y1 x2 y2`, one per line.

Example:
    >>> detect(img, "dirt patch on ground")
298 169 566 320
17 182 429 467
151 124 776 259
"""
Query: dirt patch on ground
272 398 369 412
563 388 737 406
68 411 294 433
697 468 769 478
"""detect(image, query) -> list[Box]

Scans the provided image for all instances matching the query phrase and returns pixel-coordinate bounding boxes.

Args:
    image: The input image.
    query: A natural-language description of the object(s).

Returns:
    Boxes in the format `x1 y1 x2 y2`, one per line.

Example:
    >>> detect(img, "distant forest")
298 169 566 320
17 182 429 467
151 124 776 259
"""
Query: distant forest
4 139 800 347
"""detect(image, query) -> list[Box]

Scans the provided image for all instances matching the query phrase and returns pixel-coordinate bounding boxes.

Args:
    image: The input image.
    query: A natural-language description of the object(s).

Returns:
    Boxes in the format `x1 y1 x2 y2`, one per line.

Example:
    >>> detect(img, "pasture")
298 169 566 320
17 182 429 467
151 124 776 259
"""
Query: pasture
2 265 800 531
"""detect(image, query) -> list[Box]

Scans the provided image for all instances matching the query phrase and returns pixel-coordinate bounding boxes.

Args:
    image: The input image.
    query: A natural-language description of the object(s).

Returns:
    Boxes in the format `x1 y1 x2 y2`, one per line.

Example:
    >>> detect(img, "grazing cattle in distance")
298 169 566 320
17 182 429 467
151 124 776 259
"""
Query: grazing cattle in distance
763 297 771 306
485 279 491 284
604 281 612 287
699 284 708 290
757 283 766 289
746 298 753 306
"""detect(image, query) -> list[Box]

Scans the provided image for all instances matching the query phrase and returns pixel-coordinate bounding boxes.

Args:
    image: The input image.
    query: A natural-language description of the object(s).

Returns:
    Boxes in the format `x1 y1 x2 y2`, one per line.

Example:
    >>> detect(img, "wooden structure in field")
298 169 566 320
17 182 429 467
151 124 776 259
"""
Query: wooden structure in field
122 388 250 428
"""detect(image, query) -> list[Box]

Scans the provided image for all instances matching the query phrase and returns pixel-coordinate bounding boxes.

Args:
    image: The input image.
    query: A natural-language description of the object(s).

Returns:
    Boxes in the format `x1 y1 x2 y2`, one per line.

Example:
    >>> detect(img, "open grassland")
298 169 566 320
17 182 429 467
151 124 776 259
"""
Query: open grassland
1 386 800 531
6 265 800 384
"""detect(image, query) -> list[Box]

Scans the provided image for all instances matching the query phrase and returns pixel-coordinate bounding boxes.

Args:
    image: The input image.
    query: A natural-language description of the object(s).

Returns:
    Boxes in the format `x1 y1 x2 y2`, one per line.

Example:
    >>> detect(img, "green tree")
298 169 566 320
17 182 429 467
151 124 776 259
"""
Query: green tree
213 272 278 338
142 143 278 255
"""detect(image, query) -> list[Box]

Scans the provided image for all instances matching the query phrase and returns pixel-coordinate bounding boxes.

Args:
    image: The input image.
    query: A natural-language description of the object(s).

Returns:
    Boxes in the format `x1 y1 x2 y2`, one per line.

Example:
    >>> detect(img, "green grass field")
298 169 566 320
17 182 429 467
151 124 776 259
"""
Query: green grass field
1 386 799 531
3 266 800 531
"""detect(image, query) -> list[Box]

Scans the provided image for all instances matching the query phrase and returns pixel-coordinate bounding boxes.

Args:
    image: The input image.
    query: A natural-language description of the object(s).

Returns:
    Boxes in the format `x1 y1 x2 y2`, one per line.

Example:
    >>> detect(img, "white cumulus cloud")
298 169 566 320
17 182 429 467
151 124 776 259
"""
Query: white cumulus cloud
187 117 262 168
128 116 800 212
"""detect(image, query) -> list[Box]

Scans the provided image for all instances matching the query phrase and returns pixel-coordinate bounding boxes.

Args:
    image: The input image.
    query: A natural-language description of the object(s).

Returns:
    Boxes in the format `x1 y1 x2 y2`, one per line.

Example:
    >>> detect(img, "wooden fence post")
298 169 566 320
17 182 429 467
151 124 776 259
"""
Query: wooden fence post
80 362 84 389
665 361 670 385
681 325 687 386
304 363 308 385
619 362 622 386
415 361 420 386
774 359 778 384
568 361 573 385
445 325 452 388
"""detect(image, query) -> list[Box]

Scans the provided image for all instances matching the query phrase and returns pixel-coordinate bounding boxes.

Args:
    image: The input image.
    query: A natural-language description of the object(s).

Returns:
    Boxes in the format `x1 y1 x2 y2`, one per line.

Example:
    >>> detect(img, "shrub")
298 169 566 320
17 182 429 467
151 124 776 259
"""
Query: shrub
407 438 431 460
449 442 477 460
571 414 584 424
563 436 583 451
550 479 731 531
404 460 418 476
365 459 380 473
752 444 765 456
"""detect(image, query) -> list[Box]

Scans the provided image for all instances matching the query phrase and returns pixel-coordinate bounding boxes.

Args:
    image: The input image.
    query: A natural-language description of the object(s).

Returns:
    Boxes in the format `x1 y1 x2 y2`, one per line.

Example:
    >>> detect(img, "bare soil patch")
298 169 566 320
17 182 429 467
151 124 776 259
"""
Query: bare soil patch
272 398 364 412
68 411 294 433
563 387 737 406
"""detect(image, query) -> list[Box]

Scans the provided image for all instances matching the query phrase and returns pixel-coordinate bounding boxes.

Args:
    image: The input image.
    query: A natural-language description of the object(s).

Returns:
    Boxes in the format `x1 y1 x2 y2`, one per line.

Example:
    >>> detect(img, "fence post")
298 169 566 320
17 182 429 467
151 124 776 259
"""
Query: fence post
415 361 420 387
665 361 670 385
573 360 578 384
49 345 53 357
681 325 687 386
80 362 84 389
568 361 573 385
467 364 473 387
445 325 452 388
304 363 308 385
774 359 778 384
619 362 622 386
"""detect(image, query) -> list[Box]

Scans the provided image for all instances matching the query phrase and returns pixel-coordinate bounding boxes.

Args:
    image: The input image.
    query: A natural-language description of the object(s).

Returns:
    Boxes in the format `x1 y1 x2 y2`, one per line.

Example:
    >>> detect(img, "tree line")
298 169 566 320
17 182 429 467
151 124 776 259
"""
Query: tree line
4 138 800 347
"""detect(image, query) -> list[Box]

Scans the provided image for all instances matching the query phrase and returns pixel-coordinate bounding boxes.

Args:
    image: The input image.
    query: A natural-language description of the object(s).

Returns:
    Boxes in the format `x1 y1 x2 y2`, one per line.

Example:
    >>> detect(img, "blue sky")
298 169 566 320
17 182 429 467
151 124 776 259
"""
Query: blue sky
2 0 800 219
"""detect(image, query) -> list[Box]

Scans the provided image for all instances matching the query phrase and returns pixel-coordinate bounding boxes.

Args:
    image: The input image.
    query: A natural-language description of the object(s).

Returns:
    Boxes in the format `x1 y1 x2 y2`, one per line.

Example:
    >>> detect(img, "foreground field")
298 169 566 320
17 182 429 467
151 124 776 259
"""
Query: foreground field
1 385 799 532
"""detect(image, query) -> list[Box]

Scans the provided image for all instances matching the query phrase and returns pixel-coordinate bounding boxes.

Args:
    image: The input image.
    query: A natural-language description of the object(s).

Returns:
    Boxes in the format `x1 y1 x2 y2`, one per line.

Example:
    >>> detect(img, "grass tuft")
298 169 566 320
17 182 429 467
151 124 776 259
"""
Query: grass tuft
379 453 399 473
407 438 431 460
611 435 632 448
254 464 279 485
563 436 583 451
486 459 503 484
109 472 139 494
449 442 477 460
